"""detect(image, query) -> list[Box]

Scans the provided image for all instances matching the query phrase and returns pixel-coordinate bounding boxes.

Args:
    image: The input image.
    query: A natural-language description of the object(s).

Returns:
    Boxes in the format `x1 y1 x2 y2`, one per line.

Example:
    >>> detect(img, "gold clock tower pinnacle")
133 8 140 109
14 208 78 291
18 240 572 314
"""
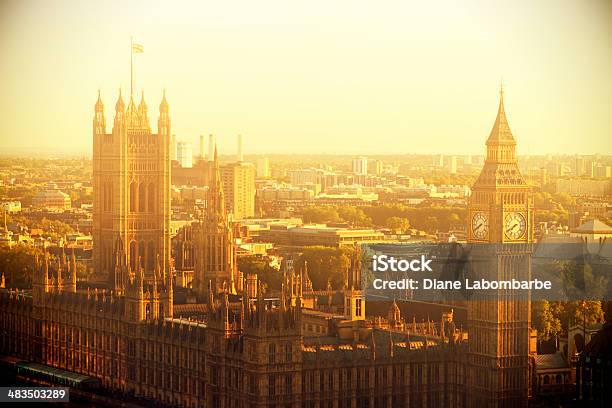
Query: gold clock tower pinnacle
467 86 533 406
469 85 534 243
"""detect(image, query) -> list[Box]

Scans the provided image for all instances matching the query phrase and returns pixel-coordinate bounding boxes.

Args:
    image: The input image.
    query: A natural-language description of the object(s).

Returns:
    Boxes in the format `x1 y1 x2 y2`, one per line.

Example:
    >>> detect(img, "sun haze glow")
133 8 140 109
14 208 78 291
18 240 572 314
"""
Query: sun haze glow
0 0 610 156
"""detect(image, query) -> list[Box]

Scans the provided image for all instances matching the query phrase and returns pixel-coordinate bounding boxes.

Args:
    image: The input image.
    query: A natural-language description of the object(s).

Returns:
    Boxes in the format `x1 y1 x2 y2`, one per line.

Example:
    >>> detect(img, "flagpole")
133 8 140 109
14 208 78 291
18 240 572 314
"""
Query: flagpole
130 36 133 97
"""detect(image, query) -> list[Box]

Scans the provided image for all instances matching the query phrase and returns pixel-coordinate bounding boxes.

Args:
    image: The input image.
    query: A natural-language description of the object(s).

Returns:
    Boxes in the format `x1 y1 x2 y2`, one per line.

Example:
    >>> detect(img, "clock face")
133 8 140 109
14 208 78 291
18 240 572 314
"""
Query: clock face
504 212 526 240
471 212 489 240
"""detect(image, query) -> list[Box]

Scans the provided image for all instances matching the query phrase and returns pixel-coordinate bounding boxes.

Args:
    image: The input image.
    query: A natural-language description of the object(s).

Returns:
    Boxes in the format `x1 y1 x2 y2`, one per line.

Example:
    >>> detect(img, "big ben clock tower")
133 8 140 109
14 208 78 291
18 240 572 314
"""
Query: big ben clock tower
467 86 534 407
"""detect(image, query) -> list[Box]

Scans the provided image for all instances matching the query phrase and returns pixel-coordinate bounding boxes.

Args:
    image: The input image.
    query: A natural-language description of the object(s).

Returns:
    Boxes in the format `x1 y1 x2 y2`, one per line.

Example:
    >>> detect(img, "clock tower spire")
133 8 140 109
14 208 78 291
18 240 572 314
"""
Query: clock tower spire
467 86 533 406
469 85 533 243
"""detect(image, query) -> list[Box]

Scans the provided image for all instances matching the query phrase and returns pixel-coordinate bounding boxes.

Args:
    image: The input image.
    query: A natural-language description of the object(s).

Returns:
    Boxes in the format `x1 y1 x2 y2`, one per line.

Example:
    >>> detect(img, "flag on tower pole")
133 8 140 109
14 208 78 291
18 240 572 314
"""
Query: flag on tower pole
130 38 144 96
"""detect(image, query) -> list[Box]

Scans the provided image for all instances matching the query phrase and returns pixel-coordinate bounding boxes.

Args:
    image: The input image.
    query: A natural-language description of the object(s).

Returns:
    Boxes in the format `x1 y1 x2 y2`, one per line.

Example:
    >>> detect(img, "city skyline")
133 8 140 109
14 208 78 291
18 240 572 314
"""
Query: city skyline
1 0 611 156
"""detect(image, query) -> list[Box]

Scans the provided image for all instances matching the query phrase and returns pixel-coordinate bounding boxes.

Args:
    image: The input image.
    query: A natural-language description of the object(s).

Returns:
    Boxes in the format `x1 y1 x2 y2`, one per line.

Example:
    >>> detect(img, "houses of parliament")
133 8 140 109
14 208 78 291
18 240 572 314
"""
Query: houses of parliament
1 87 535 407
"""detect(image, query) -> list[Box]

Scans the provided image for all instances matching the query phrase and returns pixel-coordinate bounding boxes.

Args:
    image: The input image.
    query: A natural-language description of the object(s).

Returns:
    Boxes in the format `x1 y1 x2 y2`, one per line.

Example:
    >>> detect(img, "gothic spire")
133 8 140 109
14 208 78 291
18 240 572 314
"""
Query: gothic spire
486 84 515 146
126 93 138 117
138 89 148 116
159 89 169 113
209 143 226 217
95 89 104 112
115 88 125 112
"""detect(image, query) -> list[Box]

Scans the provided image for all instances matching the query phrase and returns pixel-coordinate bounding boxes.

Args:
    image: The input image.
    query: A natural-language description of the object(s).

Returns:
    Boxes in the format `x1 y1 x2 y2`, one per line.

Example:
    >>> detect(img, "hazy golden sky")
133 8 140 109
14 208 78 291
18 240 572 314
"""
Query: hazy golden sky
0 0 610 156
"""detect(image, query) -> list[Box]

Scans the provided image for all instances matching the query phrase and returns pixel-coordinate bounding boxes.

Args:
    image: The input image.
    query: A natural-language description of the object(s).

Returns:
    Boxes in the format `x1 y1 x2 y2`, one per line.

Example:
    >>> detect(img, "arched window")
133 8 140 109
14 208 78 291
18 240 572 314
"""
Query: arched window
138 241 145 269
555 374 562 384
130 182 137 212
543 375 549 385
285 342 292 362
129 241 138 271
268 343 276 364
139 183 147 212
147 241 155 271
148 183 155 213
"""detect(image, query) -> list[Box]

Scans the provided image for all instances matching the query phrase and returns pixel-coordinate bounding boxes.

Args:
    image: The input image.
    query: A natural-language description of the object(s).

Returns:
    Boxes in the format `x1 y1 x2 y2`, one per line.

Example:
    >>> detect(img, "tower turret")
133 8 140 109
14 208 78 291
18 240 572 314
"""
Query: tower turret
114 89 126 127
158 90 171 137
138 90 149 122
93 90 106 135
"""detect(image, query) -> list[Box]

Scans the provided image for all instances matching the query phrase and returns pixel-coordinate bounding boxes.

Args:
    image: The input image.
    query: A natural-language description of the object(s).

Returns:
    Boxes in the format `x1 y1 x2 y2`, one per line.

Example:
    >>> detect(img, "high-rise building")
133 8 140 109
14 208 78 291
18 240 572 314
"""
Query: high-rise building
449 155 457 174
92 90 172 285
575 156 585 176
221 162 255 220
352 156 368 175
256 157 270 178
176 141 193 168
467 86 533 406
199 134 205 159
237 134 243 162
368 159 383 175
595 164 612 179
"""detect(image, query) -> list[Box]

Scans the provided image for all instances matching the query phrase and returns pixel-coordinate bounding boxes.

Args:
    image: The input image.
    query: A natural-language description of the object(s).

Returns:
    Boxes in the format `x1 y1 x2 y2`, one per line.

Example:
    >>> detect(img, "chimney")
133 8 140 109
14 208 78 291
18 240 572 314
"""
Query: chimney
199 134 205 159
208 134 215 161
237 134 243 162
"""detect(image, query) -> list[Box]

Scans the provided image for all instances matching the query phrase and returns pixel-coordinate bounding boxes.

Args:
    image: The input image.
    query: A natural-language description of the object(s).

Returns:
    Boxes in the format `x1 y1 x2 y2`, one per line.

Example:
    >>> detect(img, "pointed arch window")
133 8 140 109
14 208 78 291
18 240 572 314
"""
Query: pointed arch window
268 343 276 364
147 241 155 271
148 182 156 213
130 182 137 212
138 241 145 270
129 241 138 271
139 183 147 212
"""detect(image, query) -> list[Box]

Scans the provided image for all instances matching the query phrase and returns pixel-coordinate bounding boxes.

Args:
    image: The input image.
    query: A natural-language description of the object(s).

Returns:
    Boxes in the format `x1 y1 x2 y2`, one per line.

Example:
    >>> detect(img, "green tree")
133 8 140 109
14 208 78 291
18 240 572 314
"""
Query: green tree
302 207 340 224
0 245 42 289
423 216 439 233
386 216 410 233
337 206 372 227
532 300 562 341
559 301 604 328
237 256 281 290
297 246 352 290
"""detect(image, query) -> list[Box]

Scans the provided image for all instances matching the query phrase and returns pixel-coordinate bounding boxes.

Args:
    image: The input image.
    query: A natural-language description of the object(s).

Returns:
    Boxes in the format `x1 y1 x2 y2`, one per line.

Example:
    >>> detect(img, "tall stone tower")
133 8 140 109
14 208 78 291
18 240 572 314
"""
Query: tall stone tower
193 146 237 297
467 86 534 406
92 90 171 288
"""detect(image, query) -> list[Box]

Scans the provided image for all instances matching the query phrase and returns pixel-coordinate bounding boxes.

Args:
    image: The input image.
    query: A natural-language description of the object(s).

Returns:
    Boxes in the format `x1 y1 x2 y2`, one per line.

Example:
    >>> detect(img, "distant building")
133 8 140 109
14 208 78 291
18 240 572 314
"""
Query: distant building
221 162 255 220
368 159 383 176
570 219 612 242
595 164 611 179
176 141 193 168
256 157 270 178
207 134 215 161
32 186 71 210
257 185 312 201
0 201 21 213
171 159 213 187
199 134 205 159
556 178 610 196
351 156 368 175
257 224 385 247
575 156 585 176
236 134 243 162
449 155 457 174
